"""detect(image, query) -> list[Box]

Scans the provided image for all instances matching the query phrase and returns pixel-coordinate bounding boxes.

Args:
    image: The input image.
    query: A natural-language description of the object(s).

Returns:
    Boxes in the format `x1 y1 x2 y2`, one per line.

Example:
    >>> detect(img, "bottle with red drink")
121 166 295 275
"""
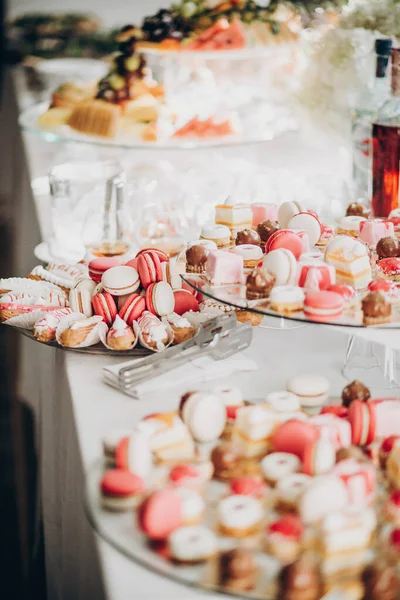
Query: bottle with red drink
372 48 400 217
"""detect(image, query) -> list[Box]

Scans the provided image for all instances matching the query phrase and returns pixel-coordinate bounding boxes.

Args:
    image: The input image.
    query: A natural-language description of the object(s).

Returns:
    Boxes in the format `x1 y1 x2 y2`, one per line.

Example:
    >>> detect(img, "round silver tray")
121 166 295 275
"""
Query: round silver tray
181 274 400 329
10 326 152 357
85 459 280 600
19 102 297 151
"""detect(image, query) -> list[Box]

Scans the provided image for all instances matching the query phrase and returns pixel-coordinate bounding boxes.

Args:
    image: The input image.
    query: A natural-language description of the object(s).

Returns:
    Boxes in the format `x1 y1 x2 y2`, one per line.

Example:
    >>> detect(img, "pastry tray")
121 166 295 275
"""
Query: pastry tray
19 102 297 151
181 274 400 329
85 457 280 600
10 326 152 357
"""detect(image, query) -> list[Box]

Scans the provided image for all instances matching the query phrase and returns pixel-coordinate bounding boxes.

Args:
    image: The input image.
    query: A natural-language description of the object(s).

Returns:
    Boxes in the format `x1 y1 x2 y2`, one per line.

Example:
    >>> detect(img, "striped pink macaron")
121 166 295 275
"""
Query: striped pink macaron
92 291 118 326
304 291 344 322
119 293 146 325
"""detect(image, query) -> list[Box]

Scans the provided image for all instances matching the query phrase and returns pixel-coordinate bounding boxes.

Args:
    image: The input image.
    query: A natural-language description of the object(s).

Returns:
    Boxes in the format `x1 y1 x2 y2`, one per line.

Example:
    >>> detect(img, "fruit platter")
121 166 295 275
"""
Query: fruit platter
86 377 400 599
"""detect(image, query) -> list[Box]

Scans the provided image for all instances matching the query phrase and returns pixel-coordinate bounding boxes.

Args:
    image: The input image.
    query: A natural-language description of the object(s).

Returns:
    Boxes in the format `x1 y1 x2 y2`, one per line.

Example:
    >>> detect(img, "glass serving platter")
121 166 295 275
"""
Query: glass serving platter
85 457 281 600
19 101 297 150
180 274 400 329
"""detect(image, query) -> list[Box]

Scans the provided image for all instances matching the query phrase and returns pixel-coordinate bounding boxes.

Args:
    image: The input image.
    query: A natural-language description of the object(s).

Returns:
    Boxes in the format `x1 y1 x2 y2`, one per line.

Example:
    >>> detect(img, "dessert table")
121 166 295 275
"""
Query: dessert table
4 61 398 600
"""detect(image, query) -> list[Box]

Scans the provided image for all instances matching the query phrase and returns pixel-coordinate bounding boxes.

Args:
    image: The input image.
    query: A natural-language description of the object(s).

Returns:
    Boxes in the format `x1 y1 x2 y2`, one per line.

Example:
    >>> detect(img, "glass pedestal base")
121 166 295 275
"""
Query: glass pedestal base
259 316 306 330
342 335 400 390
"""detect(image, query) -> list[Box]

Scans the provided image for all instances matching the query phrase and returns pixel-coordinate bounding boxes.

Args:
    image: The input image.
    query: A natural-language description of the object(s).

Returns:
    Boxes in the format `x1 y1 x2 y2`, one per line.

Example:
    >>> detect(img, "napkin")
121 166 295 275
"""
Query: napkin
103 352 257 399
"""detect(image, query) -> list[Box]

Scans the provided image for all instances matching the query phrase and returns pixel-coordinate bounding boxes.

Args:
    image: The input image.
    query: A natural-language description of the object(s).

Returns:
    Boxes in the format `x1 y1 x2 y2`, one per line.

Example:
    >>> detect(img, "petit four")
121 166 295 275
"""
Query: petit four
214 204 253 239
204 250 244 285
376 257 400 282
169 464 206 492
185 244 209 273
336 215 366 238
316 223 334 248
361 291 391 325
200 224 231 249
368 278 400 303
278 201 304 228
173 289 200 315
275 473 312 511
92 290 118 325
261 452 301 485
341 380 371 408
102 265 140 295
287 374 329 408
232 405 281 458
168 526 218 564
269 286 305 314
256 220 279 250
106 315 136 350
137 311 171 350
230 477 266 499
303 290 344 322
333 458 376 507
246 267 275 300
278 553 322 600
33 307 72 342
346 202 371 218
165 313 196 344
217 494 263 538
265 229 303 260
359 219 394 248
144 411 195 464
297 262 336 291
69 278 96 317
235 228 261 246
100 469 145 511
262 248 297 286
179 391 226 443
232 244 263 269
288 212 321 247
145 281 175 316
324 236 372 289
251 203 278 228
310 413 351 451
138 489 182 540
264 515 303 564
299 475 348 523
218 548 257 591
211 442 259 481
265 391 301 413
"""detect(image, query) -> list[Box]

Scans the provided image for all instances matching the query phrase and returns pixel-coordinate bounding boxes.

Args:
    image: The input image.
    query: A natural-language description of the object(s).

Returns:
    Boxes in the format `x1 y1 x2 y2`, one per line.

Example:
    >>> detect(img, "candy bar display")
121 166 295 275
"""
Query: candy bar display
86 378 400 599
178 200 400 328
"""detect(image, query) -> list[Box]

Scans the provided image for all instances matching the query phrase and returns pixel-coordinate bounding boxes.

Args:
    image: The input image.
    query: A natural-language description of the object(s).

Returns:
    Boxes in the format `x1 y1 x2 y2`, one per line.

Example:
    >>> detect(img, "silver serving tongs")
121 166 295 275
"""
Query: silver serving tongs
118 312 252 392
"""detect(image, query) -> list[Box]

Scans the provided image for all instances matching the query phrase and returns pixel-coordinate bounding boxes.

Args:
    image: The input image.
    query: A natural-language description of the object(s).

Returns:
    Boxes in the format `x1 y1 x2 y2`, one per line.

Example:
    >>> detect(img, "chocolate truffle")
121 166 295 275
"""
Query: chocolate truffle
346 202 371 219
376 236 400 259
336 445 368 463
362 560 399 600
186 244 209 273
211 442 243 481
246 267 276 300
341 380 371 408
256 220 279 244
236 228 261 246
278 553 322 600
219 548 257 591
362 292 392 326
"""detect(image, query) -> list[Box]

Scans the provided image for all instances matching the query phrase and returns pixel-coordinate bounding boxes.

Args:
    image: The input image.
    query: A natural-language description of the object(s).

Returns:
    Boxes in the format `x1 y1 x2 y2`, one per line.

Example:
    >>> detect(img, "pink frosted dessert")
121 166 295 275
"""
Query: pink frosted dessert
204 250 244 285
333 458 376 507
297 262 335 291
250 203 278 227
372 399 400 439
359 219 395 248
309 413 351 451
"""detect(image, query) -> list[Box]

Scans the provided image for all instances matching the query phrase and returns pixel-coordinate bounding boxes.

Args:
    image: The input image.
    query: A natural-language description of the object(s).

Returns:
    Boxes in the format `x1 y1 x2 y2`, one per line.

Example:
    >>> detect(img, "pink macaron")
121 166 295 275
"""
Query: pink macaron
271 419 318 460
145 282 175 317
137 251 163 289
265 229 303 260
119 293 146 325
182 280 203 302
88 257 123 283
101 469 145 497
174 289 200 315
125 257 139 271
138 489 182 540
136 248 169 262
304 290 344 322
92 291 118 325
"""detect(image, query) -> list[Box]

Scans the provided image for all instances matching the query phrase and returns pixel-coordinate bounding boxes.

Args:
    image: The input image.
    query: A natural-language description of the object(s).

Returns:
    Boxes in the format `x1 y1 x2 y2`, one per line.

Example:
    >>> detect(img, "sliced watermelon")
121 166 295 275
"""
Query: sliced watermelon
185 18 246 51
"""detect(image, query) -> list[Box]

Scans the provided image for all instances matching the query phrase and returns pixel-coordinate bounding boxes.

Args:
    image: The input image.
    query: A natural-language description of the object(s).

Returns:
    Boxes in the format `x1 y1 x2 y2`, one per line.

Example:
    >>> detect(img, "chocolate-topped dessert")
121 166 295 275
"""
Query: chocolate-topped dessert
186 244 209 273
362 560 399 600
236 229 261 246
341 380 371 408
256 220 279 248
376 236 400 259
346 202 371 219
219 548 257 591
246 267 275 300
336 445 368 463
278 553 322 600
362 292 392 326
211 442 243 481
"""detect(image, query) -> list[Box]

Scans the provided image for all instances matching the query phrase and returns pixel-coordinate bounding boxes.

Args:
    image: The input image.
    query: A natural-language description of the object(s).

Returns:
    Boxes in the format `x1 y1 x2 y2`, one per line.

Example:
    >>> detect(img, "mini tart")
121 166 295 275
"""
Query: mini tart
376 257 400 282
246 267 275 300
166 313 196 344
269 286 305 314
336 216 366 238
200 225 231 249
232 244 263 269
168 526 218 564
217 494 264 538
106 315 136 351
361 291 392 326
